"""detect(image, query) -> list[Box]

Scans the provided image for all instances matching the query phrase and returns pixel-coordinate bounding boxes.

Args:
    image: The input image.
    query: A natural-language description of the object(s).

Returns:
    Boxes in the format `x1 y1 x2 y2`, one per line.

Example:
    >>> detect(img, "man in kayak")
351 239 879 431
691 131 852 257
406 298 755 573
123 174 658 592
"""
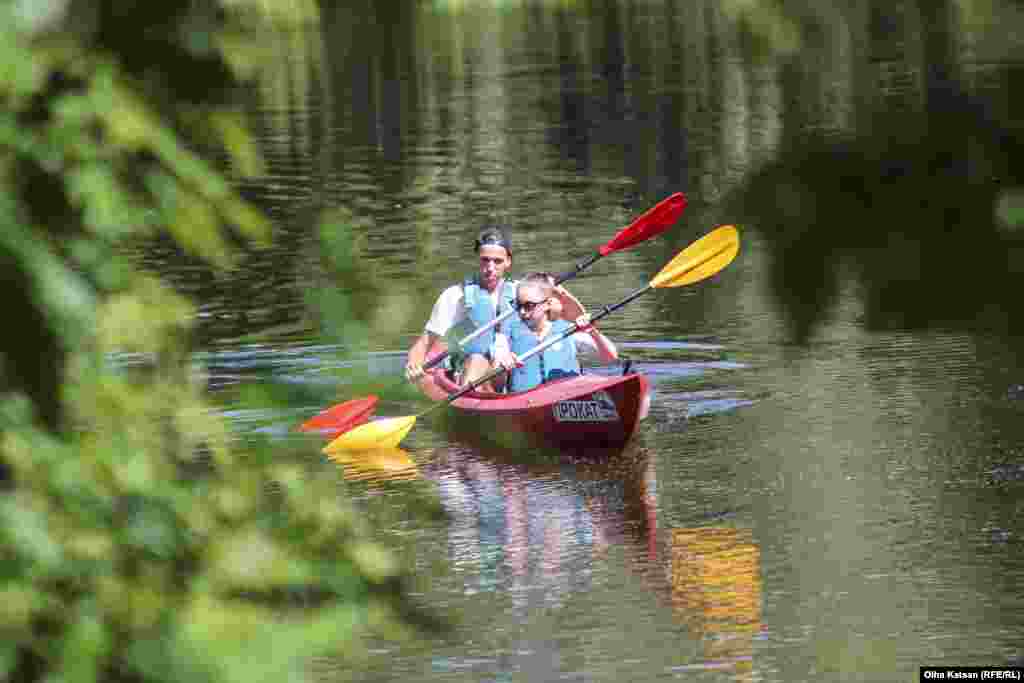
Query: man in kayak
492 272 618 392
405 226 518 389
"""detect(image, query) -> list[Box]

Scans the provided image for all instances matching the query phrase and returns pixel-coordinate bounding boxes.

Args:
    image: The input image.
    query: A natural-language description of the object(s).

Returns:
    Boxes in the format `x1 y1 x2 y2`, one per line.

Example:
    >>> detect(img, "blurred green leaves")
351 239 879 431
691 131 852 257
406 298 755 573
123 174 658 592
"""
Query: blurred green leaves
307 209 378 346
0 2 438 682
721 0 801 58
996 188 1024 233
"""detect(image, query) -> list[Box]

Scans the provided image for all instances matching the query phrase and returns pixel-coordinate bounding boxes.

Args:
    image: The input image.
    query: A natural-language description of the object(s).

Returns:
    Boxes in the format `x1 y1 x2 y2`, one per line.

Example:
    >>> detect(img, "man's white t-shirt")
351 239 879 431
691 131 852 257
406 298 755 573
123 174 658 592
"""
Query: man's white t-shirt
424 282 510 337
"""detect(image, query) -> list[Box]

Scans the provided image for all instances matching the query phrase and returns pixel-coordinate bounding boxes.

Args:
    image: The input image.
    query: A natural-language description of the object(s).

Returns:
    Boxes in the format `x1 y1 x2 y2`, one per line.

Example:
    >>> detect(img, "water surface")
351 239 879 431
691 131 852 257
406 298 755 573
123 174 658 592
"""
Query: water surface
180 2 1024 680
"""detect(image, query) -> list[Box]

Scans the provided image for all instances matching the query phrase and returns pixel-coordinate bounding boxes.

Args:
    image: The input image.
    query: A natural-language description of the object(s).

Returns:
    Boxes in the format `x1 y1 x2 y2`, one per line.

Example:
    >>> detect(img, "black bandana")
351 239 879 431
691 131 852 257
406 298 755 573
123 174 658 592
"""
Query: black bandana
474 228 512 256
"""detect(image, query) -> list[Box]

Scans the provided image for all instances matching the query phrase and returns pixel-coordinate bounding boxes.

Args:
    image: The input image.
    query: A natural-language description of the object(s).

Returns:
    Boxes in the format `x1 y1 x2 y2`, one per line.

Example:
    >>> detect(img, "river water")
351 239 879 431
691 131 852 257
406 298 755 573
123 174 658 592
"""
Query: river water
184 2 1024 681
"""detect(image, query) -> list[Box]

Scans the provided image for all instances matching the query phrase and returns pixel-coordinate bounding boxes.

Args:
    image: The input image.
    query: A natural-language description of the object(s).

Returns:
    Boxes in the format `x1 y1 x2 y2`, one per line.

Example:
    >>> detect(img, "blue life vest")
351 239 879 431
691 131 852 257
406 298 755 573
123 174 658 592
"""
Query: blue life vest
457 275 517 356
503 317 581 392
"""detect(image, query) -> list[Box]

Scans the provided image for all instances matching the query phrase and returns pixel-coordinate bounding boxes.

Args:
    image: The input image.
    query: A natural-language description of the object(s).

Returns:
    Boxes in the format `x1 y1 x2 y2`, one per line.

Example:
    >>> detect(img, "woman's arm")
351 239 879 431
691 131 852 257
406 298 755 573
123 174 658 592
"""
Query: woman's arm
490 332 518 391
574 314 618 364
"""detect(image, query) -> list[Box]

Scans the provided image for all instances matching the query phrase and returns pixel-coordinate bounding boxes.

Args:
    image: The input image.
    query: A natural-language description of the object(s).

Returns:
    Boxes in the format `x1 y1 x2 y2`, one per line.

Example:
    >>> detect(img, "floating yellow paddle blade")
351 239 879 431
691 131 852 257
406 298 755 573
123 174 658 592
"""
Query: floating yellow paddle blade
324 416 416 453
651 225 740 288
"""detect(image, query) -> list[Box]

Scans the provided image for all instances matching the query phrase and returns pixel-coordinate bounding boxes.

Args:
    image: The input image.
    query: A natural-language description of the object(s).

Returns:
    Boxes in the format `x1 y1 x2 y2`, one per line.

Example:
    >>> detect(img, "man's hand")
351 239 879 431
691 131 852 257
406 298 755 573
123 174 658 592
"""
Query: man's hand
405 332 439 383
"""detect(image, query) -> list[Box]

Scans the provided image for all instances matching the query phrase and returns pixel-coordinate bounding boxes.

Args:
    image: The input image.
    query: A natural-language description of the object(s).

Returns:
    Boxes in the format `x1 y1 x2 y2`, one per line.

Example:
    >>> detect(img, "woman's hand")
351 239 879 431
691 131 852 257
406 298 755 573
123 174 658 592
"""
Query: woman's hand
575 313 594 332
404 362 425 382
552 286 585 321
493 349 522 372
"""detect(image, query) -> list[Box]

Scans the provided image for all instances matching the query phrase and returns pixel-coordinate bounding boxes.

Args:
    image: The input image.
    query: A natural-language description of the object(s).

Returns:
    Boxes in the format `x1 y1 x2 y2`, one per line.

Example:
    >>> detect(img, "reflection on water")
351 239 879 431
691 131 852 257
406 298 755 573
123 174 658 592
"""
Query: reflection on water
335 441 773 681
397 443 697 682
671 528 762 680
325 447 420 484
422 444 658 604
212 325 1024 679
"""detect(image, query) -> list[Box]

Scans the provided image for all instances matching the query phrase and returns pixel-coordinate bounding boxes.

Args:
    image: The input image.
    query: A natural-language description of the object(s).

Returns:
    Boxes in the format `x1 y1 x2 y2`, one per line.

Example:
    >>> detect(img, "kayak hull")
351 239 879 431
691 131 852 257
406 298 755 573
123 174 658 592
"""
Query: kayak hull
419 370 651 451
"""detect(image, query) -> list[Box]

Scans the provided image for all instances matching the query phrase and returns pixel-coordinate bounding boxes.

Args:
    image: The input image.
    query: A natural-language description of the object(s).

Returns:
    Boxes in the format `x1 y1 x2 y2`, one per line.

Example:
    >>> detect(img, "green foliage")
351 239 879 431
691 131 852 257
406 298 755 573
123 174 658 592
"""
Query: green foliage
720 0 802 58
311 211 374 346
2 407 430 682
996 188 1024 232
0 2 439 682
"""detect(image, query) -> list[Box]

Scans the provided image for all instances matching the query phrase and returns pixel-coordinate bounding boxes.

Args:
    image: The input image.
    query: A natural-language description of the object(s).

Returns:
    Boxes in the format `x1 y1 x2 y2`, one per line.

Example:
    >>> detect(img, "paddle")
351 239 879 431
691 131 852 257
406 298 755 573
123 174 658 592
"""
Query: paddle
322 224 740 454
298 192 687 435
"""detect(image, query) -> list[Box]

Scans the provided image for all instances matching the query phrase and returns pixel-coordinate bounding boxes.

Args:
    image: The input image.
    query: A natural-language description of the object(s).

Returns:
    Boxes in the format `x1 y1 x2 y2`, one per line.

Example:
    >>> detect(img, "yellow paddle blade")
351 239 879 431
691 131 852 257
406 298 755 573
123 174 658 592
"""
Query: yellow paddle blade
323 416 416 453
324 447 420 483
650 225 740 288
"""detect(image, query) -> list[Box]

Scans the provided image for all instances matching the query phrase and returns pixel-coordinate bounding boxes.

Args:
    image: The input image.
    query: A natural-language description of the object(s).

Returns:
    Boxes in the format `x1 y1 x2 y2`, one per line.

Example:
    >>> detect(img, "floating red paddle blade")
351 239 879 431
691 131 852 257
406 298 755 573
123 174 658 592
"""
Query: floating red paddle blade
298 395 378 438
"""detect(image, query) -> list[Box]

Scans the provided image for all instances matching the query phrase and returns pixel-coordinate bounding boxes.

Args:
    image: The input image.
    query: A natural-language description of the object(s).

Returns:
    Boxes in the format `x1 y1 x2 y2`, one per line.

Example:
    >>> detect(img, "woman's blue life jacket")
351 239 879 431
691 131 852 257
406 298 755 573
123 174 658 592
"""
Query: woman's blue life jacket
499 316 581 392
444 275 517 369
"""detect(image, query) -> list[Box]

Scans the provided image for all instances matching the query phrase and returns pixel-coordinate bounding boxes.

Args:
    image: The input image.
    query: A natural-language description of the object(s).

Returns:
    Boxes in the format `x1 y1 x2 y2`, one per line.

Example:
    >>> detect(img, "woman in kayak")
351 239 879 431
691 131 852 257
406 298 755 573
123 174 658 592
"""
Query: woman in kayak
492 272 618 392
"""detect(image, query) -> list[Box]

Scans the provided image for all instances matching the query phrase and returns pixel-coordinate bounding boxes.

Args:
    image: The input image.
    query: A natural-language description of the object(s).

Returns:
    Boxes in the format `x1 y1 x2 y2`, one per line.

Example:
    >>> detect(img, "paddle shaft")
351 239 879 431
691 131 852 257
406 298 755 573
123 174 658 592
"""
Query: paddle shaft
420 252 604 371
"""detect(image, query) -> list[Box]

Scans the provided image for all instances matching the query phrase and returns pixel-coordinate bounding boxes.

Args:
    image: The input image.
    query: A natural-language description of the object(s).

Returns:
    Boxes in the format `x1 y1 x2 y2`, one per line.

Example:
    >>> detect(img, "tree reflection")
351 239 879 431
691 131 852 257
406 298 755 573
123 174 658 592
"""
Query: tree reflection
726 0 1024 342
140 0 1024 348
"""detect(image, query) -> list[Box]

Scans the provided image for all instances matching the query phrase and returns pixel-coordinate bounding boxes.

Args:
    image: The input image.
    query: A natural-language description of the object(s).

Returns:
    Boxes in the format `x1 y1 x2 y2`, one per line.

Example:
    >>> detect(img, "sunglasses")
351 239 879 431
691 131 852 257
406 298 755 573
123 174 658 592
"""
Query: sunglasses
516 298 548 313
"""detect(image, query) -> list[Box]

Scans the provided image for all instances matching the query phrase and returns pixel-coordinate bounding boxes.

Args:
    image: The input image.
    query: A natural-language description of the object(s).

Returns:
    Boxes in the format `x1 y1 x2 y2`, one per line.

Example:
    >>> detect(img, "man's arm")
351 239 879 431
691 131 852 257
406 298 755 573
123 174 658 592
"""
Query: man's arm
406 285 463 382
407 331 444 366
405 331 445 382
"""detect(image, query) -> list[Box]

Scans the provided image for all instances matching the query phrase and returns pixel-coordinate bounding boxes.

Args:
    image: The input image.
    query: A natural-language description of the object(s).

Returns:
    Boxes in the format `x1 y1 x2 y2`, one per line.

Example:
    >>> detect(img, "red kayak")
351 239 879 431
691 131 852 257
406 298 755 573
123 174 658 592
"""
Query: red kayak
419 369 651 451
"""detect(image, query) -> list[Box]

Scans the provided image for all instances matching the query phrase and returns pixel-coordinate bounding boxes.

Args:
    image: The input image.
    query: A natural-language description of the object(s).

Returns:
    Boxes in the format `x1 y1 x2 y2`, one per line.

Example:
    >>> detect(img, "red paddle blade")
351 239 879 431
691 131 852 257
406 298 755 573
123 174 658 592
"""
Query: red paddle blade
599 192 688 256
297 395 378 437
